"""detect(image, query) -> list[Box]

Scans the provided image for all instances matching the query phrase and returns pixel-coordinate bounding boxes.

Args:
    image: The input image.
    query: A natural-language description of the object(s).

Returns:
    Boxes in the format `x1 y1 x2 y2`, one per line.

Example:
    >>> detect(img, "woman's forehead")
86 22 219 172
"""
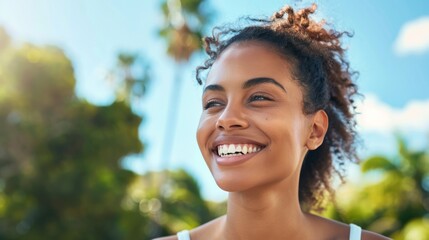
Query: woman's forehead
206 42 295 86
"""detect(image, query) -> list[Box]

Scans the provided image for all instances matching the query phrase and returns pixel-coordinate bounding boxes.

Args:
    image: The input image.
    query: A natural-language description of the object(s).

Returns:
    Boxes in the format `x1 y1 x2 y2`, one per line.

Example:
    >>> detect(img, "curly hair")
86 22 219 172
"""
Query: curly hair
196 4 359 211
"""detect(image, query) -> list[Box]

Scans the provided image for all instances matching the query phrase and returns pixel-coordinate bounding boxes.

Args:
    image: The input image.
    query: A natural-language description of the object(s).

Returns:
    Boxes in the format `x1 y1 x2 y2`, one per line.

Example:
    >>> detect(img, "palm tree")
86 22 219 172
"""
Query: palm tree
361 138 429 238
108 52 150 106
325 137 429 239
149 0 212 236
158 0 211 168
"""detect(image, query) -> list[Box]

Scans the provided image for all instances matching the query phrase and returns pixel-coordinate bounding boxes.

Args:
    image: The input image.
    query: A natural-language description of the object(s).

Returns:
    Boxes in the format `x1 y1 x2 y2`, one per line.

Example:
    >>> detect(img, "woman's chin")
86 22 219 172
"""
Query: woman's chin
214 176 254 192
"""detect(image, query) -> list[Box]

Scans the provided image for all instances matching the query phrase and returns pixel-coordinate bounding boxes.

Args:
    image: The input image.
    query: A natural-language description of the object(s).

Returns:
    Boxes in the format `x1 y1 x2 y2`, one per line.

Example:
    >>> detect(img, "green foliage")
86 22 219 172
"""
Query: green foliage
0 25 223 240
0 29 146 239
361 156 396 173
127 170 220 238
394 218 429 240
324 137 429 239
110 52 150 103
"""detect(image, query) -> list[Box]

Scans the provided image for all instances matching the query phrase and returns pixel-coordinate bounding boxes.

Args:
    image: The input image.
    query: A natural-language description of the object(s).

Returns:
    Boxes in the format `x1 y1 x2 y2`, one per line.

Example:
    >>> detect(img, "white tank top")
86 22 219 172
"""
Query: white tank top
177 223 362 240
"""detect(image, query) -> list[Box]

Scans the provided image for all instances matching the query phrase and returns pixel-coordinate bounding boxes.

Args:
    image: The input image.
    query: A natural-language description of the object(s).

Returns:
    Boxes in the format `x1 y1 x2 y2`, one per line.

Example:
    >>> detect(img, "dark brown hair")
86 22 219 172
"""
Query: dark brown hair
196 4 359 211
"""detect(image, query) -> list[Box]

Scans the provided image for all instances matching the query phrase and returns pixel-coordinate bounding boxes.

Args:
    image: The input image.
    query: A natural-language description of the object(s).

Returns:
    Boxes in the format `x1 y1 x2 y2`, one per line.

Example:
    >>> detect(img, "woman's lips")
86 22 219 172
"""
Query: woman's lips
212 143 265 166
216 143 262 157
210 136 267 166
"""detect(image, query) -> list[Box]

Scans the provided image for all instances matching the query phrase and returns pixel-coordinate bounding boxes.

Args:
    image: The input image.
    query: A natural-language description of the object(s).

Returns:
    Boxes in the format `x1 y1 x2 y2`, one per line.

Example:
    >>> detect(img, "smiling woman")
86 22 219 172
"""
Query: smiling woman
155 3 389 240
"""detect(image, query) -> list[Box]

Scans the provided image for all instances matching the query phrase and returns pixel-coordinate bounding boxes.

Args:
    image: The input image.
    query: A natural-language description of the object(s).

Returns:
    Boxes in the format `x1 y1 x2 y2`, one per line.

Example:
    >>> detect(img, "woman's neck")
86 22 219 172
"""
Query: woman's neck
222 177 310 240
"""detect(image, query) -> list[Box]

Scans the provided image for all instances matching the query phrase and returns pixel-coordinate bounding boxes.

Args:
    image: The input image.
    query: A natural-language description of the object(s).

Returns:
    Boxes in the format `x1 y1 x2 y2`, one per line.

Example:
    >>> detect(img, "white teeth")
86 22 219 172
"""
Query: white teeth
236 145 242 152
228 144 235 153
217 144 263 157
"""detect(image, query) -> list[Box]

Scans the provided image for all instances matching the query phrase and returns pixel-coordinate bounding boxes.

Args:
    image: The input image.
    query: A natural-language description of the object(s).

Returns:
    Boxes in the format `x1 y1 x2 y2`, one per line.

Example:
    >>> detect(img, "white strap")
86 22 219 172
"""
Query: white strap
349 224 362 240
177 225 360 240
177 230 191 240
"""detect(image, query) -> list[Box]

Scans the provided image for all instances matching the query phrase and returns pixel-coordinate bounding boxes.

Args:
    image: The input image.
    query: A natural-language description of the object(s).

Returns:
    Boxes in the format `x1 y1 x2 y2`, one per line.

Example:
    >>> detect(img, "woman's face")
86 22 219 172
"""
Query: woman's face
196 42 318 192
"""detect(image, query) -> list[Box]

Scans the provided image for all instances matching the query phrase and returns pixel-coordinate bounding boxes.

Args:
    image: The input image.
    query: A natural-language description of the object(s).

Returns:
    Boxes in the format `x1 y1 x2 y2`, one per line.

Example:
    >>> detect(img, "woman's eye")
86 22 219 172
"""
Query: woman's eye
249 94 272 102
203 100 223 110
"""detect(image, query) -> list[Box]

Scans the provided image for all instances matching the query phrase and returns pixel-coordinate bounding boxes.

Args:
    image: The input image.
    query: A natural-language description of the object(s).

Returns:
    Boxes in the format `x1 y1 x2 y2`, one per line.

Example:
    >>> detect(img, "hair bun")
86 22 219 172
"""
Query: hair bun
271 3 318 32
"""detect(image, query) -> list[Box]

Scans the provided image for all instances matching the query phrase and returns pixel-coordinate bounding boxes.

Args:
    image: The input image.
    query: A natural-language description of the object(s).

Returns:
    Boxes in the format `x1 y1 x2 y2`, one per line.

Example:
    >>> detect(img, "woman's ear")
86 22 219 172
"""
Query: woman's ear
306 110 329 150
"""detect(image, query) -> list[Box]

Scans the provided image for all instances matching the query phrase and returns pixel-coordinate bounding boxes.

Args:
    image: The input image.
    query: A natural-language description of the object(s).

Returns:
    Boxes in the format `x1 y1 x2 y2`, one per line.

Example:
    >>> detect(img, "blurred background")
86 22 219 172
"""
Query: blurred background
0 0 428 239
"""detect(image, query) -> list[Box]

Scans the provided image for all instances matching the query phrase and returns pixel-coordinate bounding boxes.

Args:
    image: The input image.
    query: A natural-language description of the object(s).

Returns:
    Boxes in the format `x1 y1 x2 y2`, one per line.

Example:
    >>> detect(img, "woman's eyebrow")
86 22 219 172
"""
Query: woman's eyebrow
203 77 286 93
203 84 225 93
242 77 287 92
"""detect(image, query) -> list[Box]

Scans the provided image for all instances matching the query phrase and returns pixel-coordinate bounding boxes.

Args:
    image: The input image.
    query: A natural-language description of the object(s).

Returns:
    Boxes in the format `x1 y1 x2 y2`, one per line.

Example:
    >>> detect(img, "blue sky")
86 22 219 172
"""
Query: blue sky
1 0 429 201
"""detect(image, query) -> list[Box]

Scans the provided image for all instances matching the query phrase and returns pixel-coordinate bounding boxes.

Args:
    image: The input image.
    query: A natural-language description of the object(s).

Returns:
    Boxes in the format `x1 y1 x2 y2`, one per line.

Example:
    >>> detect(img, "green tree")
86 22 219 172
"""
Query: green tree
0 28 147 239
324 137 429 239
125 169 220 239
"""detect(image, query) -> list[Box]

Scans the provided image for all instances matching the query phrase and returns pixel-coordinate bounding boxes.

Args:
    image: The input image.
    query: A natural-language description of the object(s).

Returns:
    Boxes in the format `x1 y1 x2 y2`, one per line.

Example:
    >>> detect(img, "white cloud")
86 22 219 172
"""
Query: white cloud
394 16 429 55
356 94 429 133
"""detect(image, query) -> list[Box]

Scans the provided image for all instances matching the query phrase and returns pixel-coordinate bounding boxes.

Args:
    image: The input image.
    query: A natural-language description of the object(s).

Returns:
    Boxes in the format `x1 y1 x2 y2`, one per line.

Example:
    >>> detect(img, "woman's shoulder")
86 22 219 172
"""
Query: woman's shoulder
152 215 226 240
152 236 177 240
153 214 391 240
307 214 390 240
361 230 391 240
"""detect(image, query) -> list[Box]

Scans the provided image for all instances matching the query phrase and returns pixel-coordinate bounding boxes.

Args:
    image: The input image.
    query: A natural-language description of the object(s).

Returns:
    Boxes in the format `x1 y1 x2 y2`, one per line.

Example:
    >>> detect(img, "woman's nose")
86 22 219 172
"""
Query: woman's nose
215 105 249 131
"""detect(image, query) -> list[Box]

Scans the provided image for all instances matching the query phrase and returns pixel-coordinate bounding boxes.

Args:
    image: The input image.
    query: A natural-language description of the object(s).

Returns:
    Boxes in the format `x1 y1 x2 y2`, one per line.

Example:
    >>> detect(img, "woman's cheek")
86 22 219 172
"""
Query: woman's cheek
196 116 213 155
